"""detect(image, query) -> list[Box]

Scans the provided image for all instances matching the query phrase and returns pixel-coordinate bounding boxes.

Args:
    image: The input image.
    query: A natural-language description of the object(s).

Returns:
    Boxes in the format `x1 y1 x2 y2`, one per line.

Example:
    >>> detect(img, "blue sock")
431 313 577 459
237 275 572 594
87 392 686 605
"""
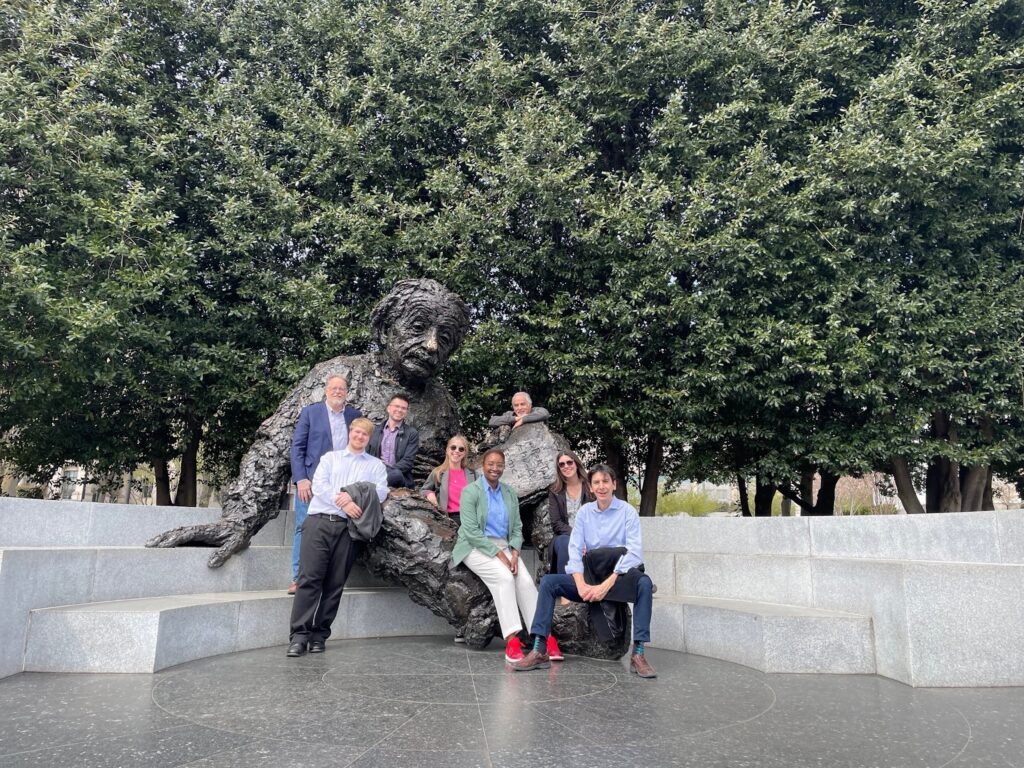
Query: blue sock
533 635 545 653
634 642 645 656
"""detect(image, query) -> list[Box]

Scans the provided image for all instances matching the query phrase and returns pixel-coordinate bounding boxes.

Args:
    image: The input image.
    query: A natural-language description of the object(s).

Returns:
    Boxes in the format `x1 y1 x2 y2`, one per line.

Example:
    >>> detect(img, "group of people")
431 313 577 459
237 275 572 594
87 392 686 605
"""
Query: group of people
284 383 657 679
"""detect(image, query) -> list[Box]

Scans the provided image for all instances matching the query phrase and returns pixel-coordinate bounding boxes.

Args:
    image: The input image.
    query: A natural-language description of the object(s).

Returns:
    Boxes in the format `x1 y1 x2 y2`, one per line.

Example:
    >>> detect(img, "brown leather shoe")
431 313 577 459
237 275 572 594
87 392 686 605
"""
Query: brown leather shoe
287 582 297 595
630 653 657 678
511 648 550 671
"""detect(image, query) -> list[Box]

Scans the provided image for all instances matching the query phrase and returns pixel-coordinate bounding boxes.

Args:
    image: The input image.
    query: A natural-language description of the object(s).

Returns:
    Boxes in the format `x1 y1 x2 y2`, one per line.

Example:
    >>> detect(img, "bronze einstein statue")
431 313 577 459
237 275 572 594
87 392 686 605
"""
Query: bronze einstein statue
148 279 502 646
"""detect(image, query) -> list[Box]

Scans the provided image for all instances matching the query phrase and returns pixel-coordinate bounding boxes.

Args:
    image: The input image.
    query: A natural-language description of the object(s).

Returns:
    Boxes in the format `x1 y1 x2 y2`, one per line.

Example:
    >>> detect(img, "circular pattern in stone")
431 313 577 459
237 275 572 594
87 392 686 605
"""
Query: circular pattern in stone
138 638 986 767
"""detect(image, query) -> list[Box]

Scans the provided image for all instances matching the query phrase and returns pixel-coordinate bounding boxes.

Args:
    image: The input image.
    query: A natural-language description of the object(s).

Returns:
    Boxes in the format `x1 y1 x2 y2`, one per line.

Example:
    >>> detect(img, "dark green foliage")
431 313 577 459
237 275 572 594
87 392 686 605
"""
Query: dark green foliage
2 0 1022 512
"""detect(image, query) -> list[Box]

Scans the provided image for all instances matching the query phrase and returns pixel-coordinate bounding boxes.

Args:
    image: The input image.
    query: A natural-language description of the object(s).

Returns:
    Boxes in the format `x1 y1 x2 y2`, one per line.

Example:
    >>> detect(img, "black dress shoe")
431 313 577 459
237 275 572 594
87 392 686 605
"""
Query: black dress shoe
286 641 308 657
308 640 326 654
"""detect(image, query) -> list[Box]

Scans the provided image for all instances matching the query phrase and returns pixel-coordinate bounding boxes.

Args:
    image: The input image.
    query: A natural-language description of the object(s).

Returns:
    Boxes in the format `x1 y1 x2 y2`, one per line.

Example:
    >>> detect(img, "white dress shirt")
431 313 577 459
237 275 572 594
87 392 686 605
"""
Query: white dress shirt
308 448 389 516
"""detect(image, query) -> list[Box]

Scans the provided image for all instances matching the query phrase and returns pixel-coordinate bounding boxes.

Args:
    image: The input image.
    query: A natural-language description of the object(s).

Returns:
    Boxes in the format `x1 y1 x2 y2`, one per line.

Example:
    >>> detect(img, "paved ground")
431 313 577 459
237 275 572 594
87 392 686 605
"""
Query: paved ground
0 637 1021 767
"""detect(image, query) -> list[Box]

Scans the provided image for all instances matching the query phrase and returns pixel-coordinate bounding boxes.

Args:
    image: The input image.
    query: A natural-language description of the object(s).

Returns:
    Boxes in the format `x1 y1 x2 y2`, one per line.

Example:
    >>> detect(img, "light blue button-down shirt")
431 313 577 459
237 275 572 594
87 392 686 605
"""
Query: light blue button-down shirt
481 478 509 539
566 496 644 575
326 403 348 452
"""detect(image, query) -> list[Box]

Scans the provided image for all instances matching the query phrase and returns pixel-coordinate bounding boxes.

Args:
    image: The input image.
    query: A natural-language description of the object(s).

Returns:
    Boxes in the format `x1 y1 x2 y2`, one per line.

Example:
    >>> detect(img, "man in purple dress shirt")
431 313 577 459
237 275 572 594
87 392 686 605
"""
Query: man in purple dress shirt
367 393 419 488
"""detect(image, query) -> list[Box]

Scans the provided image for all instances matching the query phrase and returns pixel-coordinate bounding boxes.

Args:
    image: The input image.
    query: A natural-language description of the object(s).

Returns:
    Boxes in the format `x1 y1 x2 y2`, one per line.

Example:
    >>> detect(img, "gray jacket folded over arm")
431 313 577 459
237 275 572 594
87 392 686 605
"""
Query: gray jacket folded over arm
342 481 386 542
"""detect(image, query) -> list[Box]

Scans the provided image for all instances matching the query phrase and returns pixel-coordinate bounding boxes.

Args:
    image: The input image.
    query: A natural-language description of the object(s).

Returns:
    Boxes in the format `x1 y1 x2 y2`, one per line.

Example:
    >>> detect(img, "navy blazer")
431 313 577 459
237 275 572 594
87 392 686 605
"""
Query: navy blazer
367 421 419 488
290 402 362 484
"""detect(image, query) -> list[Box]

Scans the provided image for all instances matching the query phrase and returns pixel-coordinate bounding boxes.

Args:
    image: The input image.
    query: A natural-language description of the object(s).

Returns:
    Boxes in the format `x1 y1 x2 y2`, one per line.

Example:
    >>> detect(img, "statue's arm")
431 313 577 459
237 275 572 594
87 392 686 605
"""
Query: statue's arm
146 363 336 567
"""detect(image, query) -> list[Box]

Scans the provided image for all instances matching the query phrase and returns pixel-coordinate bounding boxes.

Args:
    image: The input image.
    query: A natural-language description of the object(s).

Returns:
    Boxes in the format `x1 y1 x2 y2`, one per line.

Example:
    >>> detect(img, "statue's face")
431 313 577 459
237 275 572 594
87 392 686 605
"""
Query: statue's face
379 304 459 385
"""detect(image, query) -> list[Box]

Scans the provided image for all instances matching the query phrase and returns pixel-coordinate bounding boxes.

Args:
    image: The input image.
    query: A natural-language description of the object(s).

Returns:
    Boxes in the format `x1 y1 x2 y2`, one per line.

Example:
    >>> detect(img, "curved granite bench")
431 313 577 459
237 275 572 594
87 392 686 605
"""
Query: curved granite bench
640 511 1024 686
24 588 451 673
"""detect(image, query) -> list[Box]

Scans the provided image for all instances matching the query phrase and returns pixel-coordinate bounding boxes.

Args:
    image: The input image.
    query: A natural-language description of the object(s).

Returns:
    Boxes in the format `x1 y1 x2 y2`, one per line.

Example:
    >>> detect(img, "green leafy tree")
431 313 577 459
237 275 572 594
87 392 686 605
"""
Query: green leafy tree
0 0 350 503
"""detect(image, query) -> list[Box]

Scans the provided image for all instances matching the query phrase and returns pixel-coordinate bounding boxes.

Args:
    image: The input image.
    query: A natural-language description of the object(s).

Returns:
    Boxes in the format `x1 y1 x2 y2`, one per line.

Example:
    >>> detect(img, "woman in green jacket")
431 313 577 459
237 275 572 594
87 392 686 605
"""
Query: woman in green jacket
452 448 538 663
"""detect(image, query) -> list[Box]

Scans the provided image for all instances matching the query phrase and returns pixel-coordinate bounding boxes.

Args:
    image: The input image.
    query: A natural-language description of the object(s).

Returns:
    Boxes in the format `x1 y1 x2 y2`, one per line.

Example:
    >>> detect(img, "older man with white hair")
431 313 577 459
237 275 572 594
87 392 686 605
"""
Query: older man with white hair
488 391 550 430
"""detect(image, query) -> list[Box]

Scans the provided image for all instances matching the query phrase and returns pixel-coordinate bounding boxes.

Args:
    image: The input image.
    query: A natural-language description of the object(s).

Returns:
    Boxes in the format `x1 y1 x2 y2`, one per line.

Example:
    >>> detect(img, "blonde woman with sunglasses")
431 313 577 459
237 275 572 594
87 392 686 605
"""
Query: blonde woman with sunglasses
421 435 476 528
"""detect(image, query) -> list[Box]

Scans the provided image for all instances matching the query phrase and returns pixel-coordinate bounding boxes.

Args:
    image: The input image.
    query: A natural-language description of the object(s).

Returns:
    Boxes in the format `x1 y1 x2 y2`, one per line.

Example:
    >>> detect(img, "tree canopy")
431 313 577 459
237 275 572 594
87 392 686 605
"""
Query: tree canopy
2 0 1022 513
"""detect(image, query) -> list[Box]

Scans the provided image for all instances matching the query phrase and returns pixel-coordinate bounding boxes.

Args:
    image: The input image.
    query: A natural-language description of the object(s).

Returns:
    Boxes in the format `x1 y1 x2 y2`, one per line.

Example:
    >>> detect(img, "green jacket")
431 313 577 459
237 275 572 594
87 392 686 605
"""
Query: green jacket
451 478 523 566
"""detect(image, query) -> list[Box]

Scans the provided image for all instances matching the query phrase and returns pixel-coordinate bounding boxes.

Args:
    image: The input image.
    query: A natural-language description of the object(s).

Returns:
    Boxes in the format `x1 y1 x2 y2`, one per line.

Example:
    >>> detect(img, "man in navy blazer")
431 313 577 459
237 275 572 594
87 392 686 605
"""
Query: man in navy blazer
288 374 362 592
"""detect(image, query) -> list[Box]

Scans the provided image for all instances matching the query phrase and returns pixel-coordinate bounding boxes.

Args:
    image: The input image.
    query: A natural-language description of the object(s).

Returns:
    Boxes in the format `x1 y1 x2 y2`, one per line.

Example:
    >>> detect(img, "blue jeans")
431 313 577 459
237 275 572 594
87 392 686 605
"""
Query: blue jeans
552 534 571 574
292 494 309 581
530 572 653 643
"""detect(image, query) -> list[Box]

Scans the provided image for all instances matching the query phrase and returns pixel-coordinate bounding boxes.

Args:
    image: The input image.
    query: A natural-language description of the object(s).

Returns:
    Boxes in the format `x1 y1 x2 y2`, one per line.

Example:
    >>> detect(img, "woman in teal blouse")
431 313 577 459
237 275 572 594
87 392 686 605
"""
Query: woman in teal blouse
452 448 539 663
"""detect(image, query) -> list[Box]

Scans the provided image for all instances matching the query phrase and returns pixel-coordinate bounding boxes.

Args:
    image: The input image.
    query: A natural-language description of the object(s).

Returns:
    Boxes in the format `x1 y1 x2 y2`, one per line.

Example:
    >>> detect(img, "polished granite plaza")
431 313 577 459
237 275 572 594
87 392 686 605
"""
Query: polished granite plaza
0 637 1021 768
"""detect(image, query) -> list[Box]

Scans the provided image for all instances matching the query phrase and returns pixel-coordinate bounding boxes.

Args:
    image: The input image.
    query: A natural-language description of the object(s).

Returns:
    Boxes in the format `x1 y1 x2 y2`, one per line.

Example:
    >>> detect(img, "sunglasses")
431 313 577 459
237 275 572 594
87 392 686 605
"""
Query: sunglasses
557 459 575 467
449 446 467 453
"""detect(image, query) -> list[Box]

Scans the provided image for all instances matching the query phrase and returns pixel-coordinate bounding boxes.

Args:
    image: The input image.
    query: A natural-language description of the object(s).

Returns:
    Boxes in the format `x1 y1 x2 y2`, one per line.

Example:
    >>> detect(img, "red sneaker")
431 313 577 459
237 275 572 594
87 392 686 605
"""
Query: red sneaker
547 635 564 661
504 636 524 663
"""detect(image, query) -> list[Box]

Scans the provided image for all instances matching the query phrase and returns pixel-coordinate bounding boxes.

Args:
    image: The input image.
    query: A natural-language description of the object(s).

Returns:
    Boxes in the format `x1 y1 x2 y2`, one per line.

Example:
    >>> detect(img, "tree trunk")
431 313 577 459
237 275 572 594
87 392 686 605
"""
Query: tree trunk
637 431 663 517
174 426 201 507
982 469 994 511
737 475 751 517
153 459 172 506
800 472 815 509
890 456 925 514
753 476 776 517
809 471 838 516
960 465 988 512
926 457 962 512
602 432 628 500
776 476 814 514
926 412 962 513
780 497 792 516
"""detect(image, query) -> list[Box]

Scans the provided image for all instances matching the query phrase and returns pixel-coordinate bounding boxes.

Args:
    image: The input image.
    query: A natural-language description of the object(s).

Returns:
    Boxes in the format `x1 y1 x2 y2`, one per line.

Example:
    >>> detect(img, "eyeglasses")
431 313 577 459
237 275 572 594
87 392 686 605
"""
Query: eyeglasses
557 459 575 467
449 446 467 453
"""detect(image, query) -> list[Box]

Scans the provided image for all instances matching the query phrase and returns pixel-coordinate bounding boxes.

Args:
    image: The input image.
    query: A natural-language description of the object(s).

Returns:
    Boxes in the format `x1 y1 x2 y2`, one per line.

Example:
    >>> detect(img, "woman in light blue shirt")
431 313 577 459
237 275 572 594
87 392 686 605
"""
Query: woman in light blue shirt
451 448 540 664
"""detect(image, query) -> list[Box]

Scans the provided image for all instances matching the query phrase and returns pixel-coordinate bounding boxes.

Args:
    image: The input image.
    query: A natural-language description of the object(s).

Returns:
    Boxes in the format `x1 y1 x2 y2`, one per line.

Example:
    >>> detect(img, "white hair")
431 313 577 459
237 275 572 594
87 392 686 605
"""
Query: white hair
325 374 349 388
512 391 532 406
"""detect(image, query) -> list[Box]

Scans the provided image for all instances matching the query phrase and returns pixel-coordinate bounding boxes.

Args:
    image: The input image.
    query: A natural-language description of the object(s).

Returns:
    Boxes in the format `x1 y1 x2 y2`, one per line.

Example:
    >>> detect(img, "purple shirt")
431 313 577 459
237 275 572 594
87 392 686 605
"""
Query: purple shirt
380 423 399 466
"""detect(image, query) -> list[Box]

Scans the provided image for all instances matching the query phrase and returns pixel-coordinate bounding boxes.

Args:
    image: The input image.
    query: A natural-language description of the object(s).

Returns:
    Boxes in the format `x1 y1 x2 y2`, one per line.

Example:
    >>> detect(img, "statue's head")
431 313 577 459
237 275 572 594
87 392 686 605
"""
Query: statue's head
371 279 470 386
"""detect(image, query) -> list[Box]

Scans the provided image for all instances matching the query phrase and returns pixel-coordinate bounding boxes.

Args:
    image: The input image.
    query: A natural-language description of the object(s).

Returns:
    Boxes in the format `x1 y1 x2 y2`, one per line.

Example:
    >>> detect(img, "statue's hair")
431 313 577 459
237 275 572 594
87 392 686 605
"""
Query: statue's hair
371 278 470 347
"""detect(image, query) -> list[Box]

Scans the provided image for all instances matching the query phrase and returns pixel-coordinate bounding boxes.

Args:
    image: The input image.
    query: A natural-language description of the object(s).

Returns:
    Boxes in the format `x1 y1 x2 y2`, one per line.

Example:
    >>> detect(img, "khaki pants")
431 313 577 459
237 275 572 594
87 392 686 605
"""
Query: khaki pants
464 540 538 639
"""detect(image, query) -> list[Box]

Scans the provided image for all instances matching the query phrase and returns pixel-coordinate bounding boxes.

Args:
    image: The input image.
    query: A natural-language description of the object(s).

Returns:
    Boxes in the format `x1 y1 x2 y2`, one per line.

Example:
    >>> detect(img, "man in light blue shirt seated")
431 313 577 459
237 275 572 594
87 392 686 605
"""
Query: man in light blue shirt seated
287 417 388 657
511 463 657 678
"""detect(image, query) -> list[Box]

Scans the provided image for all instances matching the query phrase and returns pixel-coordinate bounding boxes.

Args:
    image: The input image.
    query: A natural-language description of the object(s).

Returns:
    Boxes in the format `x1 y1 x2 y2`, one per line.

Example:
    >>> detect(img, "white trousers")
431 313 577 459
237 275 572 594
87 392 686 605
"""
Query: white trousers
464 543 538 639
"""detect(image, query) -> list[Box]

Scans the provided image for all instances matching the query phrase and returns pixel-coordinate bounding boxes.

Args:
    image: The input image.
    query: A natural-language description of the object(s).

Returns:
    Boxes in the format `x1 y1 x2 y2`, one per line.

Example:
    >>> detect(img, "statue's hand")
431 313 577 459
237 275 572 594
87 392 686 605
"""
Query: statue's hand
145 521 252 568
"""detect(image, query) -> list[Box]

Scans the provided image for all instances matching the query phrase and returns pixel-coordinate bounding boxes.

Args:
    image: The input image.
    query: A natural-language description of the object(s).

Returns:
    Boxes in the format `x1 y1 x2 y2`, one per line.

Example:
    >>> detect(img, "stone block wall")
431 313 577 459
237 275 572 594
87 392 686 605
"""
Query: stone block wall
642 510 1024 686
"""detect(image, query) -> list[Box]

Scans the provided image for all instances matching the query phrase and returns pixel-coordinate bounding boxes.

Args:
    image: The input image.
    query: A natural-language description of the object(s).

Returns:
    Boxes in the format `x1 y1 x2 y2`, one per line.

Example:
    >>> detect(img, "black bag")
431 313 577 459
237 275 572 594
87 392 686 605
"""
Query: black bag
582 547 645 644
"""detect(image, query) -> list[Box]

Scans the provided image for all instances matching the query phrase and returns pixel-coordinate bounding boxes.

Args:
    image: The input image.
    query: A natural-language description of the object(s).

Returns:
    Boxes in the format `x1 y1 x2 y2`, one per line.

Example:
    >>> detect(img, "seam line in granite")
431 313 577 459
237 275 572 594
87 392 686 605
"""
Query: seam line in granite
340 700 431 768
466 644 495 768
